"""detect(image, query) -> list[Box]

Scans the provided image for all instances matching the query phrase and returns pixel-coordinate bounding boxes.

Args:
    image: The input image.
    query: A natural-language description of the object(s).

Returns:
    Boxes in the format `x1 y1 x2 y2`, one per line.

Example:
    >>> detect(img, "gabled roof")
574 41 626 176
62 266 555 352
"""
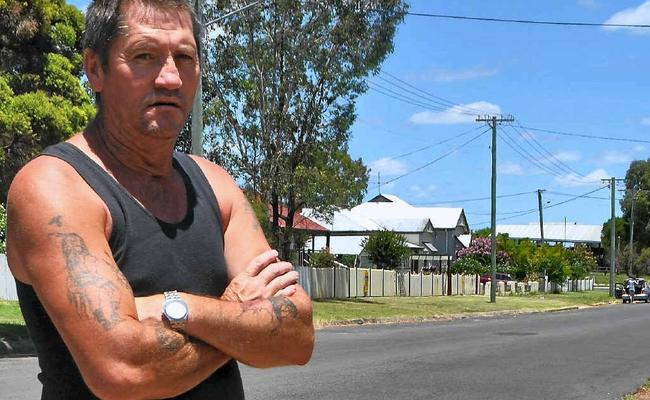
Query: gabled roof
303 208 382 232
269 205 328 231
352 194 465 230
372 217 431 232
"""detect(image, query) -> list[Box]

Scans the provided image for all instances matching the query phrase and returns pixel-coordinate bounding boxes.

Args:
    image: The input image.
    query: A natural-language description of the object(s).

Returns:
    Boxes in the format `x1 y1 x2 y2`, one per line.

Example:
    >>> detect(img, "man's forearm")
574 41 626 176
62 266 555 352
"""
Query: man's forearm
183 288 314 368
76 319 230 400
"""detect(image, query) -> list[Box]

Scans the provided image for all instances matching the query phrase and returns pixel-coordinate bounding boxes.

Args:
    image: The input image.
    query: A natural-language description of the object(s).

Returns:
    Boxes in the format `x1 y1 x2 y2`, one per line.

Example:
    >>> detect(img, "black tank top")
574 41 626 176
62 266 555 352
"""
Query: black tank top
16 142 244 399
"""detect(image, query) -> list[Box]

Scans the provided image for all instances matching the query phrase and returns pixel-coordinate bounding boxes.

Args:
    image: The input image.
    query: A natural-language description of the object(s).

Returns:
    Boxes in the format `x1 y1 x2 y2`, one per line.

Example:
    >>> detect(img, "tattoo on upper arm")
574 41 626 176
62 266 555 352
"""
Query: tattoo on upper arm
48 217 133 331
241 199 263 232
48 215 62 227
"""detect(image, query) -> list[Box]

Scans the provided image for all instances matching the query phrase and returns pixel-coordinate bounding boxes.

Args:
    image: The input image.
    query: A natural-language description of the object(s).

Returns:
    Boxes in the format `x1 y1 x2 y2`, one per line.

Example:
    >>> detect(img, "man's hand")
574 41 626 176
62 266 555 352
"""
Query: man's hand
222 249 298 302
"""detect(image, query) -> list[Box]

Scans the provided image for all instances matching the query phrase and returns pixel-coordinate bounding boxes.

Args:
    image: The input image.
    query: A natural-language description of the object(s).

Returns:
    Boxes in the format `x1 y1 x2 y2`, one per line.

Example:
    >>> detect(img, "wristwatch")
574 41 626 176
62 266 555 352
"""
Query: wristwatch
162 291 188 332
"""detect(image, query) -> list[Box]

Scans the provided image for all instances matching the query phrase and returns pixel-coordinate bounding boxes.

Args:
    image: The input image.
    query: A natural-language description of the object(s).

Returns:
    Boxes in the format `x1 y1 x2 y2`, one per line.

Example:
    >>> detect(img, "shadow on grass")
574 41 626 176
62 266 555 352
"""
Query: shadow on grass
0 323 35 356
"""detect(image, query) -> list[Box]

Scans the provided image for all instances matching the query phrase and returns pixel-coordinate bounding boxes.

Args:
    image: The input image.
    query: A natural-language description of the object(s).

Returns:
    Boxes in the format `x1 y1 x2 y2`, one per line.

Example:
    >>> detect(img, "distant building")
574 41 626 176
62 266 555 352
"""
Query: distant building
303 194 470 272
496 223 602 248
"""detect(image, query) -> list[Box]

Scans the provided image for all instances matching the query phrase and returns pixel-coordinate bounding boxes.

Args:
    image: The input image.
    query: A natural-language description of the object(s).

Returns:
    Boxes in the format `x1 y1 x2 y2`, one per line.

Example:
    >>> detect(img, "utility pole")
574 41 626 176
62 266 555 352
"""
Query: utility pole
477 114 514 303
190 0 263 156
602 177 624 297
537 189 546 291
191 0 204 156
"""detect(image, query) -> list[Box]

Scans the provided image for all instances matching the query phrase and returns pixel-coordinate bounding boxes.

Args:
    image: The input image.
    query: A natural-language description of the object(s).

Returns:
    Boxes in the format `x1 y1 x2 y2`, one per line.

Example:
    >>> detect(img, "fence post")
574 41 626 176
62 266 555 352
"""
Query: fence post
348 267 351 298
333 264 336 298
369 266 372 297
382 268 385 297
420 268 423 297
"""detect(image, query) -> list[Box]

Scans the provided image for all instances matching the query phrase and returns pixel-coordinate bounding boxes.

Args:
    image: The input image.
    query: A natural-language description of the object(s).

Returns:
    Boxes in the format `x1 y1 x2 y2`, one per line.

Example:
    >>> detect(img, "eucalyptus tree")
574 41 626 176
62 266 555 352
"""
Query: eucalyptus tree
200 0 407 257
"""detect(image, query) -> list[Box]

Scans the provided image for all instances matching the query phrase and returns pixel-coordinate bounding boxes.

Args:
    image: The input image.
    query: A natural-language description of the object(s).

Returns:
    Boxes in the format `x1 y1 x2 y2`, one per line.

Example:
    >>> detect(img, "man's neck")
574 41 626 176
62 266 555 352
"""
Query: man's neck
87 117 177 179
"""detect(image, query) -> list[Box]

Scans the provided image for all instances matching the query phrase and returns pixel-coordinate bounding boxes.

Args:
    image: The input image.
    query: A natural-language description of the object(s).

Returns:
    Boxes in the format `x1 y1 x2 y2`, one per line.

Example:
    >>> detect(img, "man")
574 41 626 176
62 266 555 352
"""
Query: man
6 0 314 398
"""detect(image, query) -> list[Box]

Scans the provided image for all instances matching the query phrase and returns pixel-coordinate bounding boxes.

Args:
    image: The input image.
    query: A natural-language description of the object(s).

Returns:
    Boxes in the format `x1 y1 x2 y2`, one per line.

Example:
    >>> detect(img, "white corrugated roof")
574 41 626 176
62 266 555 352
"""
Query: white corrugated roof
303 208 382 232
308 235 367 255
372 217 430 232
496 223 602 244
351 194 463 230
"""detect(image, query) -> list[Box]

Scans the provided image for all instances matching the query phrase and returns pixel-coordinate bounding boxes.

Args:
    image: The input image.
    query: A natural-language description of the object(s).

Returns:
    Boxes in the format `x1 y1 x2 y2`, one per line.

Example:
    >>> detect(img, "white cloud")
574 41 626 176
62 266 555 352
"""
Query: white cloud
595 146 646 166
498 162 524 176
409 184 438 199
554 168 610 187
408 101 502 125
641 117 650 126
368 157 408 177
603 1 650 34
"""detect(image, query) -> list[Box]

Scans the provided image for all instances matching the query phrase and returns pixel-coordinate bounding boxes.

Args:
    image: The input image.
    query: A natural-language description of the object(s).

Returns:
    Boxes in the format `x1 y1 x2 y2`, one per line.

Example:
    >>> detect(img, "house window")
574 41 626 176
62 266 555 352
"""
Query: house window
411 258 419 274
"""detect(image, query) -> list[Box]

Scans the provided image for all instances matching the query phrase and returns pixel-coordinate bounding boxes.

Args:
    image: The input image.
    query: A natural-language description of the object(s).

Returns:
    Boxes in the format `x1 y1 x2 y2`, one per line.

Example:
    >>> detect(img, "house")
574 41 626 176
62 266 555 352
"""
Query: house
303 194 470 272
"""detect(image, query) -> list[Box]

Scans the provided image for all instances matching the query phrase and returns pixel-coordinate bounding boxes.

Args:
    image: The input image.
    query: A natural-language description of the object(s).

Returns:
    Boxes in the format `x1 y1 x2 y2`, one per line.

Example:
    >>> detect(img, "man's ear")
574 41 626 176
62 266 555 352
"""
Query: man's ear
83 49 104 94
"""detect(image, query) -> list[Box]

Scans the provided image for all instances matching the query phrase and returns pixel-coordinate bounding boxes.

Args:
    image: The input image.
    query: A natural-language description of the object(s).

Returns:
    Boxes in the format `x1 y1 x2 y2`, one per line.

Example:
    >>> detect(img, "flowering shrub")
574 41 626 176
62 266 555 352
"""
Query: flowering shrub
456 236 510 273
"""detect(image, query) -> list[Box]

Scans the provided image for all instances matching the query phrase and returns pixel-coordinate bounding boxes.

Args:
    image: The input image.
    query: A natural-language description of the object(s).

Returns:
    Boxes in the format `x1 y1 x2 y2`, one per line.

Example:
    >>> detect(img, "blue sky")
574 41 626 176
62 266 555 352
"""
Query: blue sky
70 0 650 229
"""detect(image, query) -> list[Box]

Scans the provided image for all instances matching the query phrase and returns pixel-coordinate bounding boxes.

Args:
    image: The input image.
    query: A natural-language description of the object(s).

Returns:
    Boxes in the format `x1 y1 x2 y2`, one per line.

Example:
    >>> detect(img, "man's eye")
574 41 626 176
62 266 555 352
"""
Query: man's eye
135 53 155 61
175 54 195 62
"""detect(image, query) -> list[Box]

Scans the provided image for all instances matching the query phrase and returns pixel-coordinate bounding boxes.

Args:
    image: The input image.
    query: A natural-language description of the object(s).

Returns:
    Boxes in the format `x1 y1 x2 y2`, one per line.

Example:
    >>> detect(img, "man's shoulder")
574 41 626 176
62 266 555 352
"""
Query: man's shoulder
9 152 102 214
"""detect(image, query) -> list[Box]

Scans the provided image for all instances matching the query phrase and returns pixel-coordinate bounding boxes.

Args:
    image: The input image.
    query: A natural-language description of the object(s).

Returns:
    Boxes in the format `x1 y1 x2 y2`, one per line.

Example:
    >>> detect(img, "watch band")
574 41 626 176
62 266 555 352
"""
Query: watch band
163 290 188 331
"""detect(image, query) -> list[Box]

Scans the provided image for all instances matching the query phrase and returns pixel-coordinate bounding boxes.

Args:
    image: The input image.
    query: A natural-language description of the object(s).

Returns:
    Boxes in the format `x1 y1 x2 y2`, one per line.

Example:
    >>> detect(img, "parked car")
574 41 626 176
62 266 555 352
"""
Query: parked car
480 273 513 284
622 278 649 303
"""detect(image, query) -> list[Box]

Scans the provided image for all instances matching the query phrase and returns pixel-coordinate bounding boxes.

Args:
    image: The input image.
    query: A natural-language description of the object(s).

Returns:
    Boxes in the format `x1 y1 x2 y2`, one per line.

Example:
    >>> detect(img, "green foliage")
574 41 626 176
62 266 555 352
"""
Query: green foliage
472 227 491 238
361 230 409 270
536 245 569 286
620 159 650 253
0 203 6 253
507 239 538 281
309 248 337 269
335 254 357 268
565 244 597 280
245 193 274 245
0 0 93 203
201 0 407 258
450 257 485 275
600 216 626 254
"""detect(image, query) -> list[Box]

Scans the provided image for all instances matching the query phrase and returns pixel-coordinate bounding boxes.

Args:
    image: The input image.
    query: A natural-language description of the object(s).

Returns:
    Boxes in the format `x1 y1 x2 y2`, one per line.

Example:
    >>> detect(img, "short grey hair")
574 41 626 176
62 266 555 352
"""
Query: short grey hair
83 0 202 68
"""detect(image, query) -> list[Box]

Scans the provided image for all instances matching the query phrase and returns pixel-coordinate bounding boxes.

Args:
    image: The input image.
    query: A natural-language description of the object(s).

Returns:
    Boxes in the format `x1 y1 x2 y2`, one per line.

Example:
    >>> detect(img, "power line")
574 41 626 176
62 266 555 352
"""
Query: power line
367 83 449 113
545 191 609 200
472 186 609 226
518 126 650 144
404 11 650 29
509 123 588 179
377 71 488 115
498 130 566 178
391 125 484 160
383 128 489 184
410 190 538 205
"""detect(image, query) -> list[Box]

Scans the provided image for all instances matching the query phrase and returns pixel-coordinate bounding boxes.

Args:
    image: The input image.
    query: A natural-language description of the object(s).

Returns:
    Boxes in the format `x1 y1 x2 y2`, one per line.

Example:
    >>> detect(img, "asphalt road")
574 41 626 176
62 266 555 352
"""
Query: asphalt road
2 303 649 400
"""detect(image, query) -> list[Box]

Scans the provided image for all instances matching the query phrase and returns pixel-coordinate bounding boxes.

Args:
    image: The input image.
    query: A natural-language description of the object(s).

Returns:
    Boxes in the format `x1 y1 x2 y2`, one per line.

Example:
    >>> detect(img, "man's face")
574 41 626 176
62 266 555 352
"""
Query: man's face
96 3 199 139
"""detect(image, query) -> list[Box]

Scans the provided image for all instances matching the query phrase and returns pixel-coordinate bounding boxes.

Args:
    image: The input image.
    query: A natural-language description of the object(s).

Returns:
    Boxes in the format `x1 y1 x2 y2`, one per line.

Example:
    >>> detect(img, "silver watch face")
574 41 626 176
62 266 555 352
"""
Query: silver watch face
165 300 188 320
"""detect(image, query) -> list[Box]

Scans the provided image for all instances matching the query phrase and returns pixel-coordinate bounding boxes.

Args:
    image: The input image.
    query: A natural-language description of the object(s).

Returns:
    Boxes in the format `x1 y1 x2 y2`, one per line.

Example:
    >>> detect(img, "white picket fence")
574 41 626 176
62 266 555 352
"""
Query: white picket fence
297 266 482 299
0 254 18 301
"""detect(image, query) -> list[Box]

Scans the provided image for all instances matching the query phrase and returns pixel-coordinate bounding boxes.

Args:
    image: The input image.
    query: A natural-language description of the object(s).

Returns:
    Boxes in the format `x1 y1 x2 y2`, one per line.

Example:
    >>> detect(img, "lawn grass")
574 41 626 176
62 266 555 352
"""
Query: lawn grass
0 300 32 354
313 291 614 326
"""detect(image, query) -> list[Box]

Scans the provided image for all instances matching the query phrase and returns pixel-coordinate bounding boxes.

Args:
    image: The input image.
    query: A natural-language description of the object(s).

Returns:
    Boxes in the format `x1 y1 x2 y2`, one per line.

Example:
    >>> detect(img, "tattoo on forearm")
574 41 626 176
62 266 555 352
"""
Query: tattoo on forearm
270 296 298 336
155 325 185 354
238 296 298 336
48 217 132 331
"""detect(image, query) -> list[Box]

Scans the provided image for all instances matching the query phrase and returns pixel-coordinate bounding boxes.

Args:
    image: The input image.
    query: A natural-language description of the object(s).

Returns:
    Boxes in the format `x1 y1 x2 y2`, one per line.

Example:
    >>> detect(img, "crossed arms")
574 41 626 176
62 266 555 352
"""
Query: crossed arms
7 155 314 400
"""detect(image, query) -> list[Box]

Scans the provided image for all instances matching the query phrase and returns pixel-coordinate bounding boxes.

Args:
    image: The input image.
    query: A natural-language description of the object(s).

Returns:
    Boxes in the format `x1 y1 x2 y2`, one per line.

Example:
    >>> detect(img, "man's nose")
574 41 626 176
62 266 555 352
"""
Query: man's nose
154 56 182 90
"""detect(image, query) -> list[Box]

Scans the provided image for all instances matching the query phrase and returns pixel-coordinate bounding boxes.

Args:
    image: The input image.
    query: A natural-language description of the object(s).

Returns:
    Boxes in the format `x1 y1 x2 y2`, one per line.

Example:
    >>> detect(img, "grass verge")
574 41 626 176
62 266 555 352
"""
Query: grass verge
622 380 650 400
313 291 614 327
0 300 32 355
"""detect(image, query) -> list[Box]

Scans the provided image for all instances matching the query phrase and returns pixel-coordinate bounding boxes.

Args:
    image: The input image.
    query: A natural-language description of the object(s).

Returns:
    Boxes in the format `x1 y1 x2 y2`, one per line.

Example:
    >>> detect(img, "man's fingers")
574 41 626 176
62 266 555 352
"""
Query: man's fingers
258 261 294 283
266 271 299 296
244 249 278 276
275 284 297 298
